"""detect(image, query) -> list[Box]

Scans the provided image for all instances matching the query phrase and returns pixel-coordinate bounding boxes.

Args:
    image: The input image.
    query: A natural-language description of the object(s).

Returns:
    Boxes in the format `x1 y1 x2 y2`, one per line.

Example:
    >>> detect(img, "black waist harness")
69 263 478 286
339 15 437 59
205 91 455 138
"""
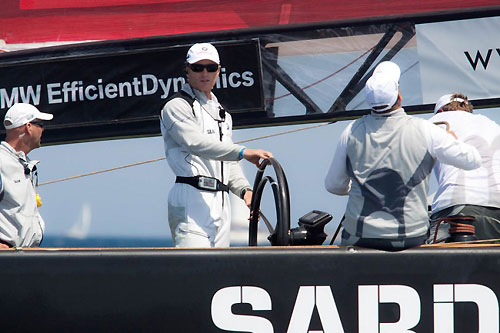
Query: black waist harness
176 176 229 192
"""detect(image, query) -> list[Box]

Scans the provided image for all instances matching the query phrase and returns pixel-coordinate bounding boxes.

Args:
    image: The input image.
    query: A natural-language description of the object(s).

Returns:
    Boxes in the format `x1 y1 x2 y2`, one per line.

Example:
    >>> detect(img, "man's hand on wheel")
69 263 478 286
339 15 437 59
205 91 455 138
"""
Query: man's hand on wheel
243 149 273 167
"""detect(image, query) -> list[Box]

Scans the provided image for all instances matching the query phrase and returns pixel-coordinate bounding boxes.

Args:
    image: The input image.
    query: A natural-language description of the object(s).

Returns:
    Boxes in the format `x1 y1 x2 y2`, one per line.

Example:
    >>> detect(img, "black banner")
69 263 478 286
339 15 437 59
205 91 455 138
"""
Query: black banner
0 246 499 332
0 39 264 143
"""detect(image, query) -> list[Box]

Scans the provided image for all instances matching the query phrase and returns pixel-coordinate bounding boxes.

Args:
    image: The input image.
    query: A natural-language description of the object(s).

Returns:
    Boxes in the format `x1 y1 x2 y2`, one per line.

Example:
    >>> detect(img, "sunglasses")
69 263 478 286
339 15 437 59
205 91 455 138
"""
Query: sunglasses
30 120 44 128
189 63 219 73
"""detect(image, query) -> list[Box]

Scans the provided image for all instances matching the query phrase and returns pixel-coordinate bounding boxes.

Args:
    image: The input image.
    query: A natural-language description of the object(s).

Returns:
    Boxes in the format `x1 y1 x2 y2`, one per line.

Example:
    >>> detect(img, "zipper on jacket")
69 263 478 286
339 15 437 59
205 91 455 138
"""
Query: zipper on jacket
218 107 225 208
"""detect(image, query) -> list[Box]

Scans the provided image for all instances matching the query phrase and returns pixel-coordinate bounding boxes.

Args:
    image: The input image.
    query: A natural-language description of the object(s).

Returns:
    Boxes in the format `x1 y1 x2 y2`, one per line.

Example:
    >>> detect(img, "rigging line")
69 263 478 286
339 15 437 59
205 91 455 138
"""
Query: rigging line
38 121 334 186
38 157 166 186
236 121 332 144
269 46 374 102
423 238 500 247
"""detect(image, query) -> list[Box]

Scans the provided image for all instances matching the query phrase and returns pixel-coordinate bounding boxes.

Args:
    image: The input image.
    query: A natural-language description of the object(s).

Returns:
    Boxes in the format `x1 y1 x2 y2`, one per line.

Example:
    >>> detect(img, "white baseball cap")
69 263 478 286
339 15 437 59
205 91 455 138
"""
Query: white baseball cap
365 61 401 112
433 94 466 114
4 103 53 129
186 43 220 64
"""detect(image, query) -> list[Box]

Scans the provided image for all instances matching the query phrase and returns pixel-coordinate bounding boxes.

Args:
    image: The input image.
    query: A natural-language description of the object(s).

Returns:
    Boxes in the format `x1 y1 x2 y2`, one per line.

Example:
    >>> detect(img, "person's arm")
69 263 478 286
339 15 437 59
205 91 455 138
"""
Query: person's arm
227 161 252 204
424 120 481 170
161 98 243 161
324 122 353 195
242 189 253 208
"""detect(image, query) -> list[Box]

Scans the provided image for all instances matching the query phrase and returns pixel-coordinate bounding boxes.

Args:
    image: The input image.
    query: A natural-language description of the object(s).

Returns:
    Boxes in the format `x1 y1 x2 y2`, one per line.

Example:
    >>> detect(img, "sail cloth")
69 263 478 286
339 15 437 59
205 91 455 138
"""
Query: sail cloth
1 0 499 49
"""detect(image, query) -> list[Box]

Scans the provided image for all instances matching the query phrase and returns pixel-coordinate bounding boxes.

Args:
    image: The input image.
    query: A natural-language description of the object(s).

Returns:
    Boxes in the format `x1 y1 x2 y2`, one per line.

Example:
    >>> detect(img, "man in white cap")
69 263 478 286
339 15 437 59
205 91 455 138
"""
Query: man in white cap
324 61 481 251
428 93 500 243
160 42 273 248
0 102 53 248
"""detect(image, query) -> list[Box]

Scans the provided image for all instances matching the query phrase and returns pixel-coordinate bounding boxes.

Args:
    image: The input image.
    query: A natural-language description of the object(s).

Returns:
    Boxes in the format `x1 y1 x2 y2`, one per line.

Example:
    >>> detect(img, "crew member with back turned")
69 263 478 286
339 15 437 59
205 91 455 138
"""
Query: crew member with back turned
324 62 481 251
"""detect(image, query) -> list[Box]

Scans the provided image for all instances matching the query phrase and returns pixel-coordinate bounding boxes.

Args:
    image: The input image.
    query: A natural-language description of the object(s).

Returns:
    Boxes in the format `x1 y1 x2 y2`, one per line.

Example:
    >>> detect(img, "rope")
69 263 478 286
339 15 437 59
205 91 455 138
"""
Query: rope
433 121 450 131
38 121 334 186
449 222 475 235
423 237 500 247
38 157 165 186
432 216 476 244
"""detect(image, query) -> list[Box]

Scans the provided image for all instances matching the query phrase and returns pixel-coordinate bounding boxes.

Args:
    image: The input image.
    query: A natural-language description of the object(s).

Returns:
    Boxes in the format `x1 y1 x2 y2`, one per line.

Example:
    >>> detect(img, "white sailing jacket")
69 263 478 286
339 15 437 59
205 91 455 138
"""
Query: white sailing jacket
160 84 250 196
430 110 500 213
0 142 44 247
160 84 251 247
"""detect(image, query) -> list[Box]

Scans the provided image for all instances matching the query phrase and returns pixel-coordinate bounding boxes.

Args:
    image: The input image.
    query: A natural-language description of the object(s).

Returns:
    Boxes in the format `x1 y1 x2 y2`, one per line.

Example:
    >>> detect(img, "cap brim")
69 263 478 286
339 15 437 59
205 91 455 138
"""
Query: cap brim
434 94 453 114
187 56 219 64
37 112 53 121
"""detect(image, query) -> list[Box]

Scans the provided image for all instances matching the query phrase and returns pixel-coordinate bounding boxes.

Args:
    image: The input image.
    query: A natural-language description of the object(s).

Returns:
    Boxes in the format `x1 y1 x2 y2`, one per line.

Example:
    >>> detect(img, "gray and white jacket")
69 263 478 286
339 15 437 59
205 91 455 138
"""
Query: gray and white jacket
325 108 481 240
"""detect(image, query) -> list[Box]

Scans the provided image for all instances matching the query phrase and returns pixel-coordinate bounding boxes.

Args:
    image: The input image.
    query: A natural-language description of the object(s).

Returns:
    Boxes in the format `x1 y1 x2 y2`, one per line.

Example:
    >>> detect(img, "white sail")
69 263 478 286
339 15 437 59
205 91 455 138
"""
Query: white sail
66 203 92 239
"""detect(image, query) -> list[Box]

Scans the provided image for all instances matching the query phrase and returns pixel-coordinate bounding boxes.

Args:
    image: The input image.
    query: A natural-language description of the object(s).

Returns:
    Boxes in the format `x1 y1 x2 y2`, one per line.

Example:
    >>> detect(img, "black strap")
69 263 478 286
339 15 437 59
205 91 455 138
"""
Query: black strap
167 90 196 116
176 176 229 192
167 89 228 119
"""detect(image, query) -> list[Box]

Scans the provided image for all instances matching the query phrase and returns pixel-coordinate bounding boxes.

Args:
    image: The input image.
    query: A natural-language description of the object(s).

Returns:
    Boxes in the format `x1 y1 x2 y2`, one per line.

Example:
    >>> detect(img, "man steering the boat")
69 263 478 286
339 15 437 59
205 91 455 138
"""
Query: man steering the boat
427 93 500 243
0 103 53 248
324 61 481 251
160 42 273 248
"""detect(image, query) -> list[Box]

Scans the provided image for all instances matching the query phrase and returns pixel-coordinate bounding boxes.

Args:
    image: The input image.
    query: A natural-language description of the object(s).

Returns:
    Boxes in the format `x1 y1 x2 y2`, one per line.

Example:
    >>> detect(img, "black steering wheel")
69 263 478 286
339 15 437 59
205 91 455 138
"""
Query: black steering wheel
248 158 290 246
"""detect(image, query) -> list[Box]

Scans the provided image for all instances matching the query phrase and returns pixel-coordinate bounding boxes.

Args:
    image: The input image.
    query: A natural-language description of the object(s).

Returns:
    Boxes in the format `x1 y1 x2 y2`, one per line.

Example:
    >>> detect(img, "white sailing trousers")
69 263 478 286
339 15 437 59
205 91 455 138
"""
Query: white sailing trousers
168 183 231 247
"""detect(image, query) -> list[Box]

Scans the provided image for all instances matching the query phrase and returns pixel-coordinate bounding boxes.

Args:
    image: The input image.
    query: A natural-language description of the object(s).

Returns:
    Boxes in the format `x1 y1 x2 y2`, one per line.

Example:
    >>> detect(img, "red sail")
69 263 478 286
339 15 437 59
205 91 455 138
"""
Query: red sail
1 0 499 45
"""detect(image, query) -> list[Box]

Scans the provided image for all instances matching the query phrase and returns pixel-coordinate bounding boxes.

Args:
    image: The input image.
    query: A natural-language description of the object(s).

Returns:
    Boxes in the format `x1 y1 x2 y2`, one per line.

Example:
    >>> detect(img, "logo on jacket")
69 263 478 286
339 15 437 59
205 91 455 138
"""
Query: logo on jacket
207 129 215 134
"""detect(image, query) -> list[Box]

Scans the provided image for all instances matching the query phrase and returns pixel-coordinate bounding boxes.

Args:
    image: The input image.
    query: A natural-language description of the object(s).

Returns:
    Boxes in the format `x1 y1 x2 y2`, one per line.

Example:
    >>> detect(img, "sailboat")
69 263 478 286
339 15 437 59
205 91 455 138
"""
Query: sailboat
0 1 500 331
66 203 92 239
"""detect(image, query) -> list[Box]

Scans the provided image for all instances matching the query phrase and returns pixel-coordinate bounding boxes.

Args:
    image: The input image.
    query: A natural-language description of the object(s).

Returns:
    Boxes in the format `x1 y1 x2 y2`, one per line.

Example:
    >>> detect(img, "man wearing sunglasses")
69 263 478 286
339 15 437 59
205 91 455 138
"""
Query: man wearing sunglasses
0 103 53 248
160 42 273 248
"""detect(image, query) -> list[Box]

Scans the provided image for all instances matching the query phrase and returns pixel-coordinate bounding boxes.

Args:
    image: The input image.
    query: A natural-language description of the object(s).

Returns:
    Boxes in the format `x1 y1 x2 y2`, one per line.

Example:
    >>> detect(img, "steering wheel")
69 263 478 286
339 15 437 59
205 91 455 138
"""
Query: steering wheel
248 158 290 246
